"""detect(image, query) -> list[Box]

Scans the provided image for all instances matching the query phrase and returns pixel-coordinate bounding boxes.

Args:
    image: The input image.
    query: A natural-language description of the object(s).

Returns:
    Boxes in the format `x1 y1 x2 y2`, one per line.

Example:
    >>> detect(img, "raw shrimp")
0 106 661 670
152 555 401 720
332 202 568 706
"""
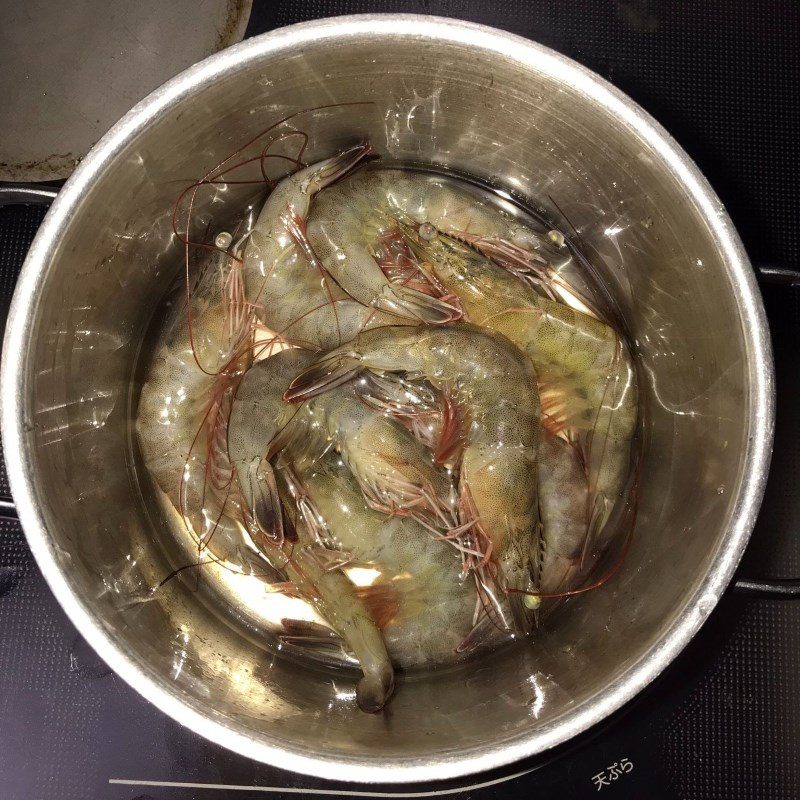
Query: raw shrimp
227 350 457 553
307 167 556 307
305 171 482 324
285 324 543 632
242 145 388 347
280 451 487 667
136 242 253 563
361 373 593 599
228 349 459 711
226 347 394 710
397 221 637 548
245 150 424 350
243 144 373 300
243 146 458 350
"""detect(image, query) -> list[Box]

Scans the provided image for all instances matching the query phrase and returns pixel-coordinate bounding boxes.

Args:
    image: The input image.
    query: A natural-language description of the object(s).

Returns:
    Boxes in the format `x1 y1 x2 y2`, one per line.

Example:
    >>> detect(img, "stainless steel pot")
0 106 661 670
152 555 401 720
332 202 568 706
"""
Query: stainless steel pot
0 15 774 784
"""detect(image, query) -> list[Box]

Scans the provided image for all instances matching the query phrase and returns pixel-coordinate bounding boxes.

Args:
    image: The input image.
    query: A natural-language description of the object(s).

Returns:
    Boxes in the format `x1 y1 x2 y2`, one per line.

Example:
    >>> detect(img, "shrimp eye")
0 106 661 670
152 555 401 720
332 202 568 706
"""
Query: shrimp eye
419 222 437 241
215 230 233 250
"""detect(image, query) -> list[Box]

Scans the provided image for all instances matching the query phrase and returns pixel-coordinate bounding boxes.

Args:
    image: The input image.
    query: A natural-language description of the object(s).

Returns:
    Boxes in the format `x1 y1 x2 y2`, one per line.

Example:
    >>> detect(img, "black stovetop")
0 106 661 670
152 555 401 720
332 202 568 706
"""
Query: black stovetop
2 2 799 798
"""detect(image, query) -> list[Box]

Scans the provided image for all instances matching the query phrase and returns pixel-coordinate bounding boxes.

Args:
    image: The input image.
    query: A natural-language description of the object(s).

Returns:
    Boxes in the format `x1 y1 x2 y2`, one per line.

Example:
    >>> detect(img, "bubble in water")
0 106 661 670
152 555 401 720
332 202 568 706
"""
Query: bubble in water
716 486 726 495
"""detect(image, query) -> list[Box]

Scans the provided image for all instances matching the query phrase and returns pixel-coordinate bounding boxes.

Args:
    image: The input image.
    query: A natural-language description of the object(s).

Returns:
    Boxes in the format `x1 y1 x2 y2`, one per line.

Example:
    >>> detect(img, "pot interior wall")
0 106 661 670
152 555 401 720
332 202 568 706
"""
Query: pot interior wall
21 30 751 768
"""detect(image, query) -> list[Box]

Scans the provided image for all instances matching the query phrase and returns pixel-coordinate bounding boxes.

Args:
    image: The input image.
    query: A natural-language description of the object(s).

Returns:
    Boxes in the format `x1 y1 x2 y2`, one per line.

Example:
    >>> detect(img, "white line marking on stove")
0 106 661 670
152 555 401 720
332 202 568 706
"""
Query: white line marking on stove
108 766 537 797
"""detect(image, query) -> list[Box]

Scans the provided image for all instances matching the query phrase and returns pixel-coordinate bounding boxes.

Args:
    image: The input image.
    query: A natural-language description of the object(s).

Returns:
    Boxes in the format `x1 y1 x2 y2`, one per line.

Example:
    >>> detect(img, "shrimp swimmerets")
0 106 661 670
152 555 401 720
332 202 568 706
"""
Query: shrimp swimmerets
398 220 637 552
285 324 543 633
307 166 561 303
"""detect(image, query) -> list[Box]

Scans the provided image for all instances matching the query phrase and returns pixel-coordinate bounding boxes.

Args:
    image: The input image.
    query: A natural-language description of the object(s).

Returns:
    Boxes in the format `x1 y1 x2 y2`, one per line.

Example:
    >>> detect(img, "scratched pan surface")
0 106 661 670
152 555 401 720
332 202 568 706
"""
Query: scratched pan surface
0 0 252 182
1 1 799 798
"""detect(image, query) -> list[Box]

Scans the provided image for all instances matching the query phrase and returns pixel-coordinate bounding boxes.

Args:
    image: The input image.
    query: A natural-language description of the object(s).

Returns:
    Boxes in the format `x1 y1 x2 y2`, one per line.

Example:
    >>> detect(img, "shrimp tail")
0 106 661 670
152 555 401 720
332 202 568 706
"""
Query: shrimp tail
377 282 463 325
284 351 362 402
297 541 392 707
456 603 505 654
240 458 285 545
304 143 378 194
355 582 401 629
290 547 395 713
354 635 396 713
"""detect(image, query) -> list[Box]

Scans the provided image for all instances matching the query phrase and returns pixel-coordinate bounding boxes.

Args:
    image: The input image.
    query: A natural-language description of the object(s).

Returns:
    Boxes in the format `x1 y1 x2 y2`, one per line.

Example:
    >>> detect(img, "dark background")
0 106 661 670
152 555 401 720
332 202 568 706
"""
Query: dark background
1 2 799 798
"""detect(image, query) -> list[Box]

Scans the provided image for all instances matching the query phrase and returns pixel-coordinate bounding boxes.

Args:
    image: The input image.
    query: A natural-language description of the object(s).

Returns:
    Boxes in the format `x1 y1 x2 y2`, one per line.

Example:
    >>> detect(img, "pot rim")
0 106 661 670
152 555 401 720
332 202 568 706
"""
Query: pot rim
0 13 775 784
